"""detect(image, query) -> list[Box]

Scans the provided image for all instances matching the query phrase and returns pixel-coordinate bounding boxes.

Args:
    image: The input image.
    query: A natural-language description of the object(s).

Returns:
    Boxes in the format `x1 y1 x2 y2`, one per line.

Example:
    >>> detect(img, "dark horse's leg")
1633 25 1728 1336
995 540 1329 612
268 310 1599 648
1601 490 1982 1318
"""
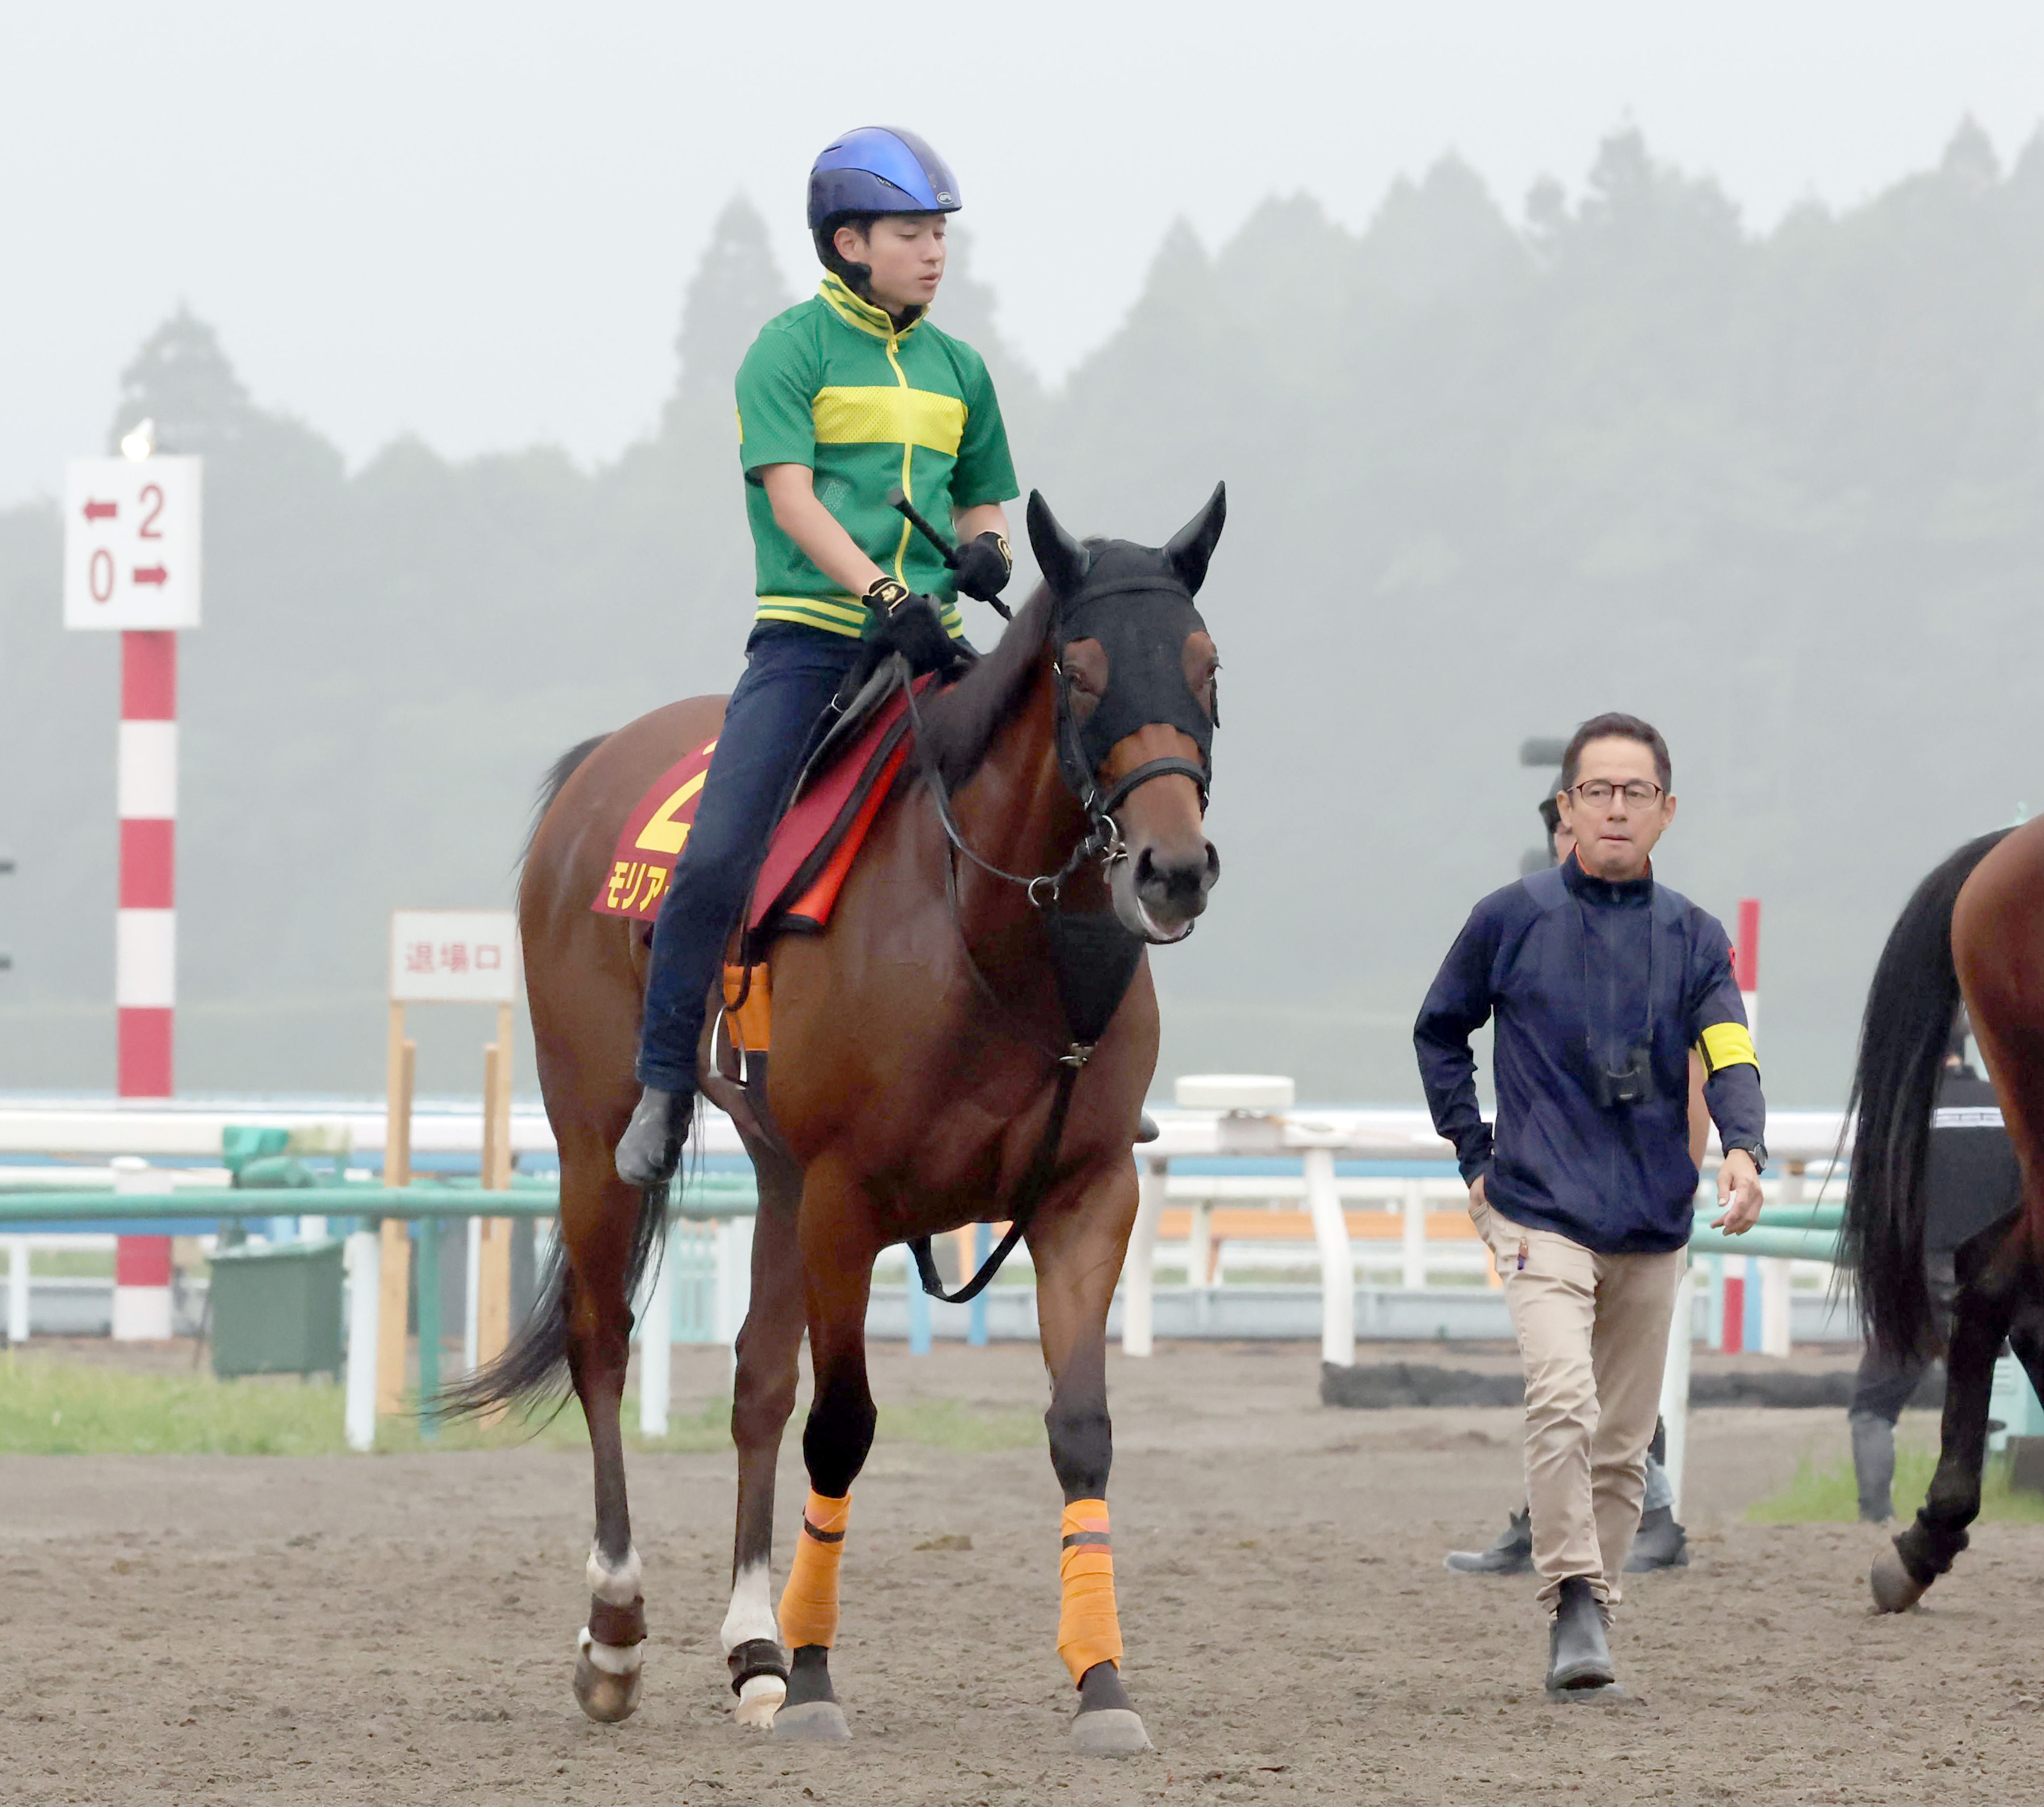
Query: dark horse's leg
1873 1218 2033 1610
771 1159 882 1744
559 1131 655 1720
1031 1168 1152 1756
719 1125 807 1727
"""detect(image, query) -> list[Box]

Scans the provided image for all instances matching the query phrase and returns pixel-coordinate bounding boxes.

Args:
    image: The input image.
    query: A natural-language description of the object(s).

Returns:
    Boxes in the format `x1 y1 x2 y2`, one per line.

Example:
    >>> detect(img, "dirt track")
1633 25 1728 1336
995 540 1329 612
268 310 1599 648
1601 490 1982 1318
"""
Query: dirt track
5 1341 2042 1805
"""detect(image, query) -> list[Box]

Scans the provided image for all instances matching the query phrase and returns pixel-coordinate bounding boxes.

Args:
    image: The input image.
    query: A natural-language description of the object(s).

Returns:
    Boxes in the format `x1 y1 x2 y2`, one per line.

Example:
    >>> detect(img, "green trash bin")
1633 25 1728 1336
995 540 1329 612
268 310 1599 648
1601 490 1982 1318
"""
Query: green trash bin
207 1239 346 1380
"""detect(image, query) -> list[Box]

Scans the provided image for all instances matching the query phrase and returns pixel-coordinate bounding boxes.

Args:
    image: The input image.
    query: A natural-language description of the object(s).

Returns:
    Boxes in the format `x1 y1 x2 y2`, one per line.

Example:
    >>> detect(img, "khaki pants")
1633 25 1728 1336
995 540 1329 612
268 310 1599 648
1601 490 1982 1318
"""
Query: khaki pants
1471 1197 1685 1612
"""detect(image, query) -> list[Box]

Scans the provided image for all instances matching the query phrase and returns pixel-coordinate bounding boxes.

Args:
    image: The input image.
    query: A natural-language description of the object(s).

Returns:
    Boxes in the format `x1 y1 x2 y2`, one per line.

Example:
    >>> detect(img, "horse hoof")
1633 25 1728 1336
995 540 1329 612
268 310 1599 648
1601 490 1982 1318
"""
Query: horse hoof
1870 1548 1928 1614
573 1651 643 1722
772 1700 850 1743
733 1674 786 1729
1071 1707 1152 1756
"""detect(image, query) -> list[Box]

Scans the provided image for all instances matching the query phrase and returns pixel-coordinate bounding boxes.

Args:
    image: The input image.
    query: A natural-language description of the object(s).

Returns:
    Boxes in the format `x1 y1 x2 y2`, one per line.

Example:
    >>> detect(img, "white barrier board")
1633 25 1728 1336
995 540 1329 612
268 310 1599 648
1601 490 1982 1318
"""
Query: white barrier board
389 909 521 1003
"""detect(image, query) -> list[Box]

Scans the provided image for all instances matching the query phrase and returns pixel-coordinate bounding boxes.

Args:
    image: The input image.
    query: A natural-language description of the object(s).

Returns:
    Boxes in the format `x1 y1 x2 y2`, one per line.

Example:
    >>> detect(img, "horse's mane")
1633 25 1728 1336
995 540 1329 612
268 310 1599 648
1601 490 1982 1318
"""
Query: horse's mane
920 581 1055 787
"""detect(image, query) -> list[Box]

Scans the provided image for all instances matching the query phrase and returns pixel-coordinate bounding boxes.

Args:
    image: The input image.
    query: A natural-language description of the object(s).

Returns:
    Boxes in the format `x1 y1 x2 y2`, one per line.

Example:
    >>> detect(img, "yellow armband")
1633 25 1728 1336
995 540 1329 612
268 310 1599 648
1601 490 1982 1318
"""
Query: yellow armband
1695 1021 1758 1076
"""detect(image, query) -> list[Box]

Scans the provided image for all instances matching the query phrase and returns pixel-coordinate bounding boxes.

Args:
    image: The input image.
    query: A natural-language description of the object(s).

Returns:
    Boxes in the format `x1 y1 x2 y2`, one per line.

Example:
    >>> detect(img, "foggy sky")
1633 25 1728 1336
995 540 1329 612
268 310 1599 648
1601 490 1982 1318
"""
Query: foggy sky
2 2 2041 504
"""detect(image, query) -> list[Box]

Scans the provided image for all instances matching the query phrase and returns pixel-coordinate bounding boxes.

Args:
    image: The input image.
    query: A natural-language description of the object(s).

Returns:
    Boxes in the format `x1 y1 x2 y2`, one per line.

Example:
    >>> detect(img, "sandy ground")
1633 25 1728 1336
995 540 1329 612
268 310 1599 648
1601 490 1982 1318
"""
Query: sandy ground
3 1340 2039 1806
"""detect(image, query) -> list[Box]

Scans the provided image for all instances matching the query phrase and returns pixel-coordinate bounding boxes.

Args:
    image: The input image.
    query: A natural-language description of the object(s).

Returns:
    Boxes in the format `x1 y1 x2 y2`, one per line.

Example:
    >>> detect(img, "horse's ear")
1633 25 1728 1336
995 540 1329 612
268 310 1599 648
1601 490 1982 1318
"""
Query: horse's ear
1027 490 1090 596
1164 481 1227 594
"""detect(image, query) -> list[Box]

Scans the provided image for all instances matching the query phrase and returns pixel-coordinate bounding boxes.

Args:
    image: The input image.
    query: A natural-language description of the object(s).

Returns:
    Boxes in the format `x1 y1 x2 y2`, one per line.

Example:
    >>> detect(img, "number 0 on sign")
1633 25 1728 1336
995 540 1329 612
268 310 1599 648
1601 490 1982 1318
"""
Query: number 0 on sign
63 457 203 630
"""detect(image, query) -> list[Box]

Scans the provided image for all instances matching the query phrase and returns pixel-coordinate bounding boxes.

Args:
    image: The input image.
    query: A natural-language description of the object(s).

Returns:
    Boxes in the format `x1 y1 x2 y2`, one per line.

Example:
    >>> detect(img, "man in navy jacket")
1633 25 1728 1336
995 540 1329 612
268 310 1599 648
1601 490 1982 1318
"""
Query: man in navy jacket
1415 712 1766 1696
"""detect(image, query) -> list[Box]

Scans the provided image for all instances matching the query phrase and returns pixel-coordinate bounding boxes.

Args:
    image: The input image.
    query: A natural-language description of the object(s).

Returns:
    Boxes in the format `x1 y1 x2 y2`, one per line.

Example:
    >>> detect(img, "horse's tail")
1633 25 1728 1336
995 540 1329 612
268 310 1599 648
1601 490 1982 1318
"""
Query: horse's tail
1840 827 2011 1360
439 729 637 1425
517 733 611 870
436 1173 675 1423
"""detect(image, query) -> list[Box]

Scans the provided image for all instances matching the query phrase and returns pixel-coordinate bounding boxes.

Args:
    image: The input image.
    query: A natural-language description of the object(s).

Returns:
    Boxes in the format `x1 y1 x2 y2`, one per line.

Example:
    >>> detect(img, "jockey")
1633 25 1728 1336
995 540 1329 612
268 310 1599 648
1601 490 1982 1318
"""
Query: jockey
616 125 1021 1185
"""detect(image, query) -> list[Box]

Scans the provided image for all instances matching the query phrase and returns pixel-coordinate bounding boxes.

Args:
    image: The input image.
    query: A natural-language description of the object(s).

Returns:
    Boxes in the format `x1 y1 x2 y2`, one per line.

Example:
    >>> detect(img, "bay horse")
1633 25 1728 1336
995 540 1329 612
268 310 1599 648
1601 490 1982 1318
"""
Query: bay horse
1839 817 2044 1609
452 487 1226 1754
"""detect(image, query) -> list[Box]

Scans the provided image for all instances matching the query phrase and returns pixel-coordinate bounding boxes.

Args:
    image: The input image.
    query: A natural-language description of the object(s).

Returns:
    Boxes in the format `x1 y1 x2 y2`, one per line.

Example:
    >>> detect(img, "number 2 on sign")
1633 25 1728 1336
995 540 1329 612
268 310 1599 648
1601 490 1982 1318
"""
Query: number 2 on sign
138 485 165 538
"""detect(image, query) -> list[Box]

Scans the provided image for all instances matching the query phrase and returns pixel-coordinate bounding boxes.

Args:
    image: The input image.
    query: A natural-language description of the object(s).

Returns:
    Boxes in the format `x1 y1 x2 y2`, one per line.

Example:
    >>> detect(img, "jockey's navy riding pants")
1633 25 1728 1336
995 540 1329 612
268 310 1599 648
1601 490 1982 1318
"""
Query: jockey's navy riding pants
635 626 865 1093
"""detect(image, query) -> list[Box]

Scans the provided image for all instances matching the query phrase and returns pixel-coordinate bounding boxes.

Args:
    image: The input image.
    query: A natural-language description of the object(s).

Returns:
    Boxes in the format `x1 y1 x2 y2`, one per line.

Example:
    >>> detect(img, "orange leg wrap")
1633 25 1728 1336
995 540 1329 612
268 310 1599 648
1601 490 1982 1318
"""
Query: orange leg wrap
778 1490 851 1650
1057 1498 1124 1683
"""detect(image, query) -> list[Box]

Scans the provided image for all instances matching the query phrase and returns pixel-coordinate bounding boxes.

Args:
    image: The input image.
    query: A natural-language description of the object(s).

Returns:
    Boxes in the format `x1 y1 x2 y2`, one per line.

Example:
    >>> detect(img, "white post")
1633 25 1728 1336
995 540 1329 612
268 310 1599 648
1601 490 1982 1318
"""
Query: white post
110 1155 174 1340
5 1237 28 1344
1759 1257 1793 1358
1303 1146 1354 1368
638 1230 673 1440
1187 1197 1213 1289
462 1215 481 1371
713 1214 754 1349
343 1227 381 1453
1658 1263 1694 1513
1121 1156 1166 1357
1401 1181 1426 1290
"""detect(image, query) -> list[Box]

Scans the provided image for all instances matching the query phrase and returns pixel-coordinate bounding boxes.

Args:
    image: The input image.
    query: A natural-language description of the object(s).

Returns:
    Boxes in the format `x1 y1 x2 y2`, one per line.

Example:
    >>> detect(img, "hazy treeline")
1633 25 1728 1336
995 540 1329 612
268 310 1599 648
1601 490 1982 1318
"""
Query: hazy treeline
3 123 2042 1101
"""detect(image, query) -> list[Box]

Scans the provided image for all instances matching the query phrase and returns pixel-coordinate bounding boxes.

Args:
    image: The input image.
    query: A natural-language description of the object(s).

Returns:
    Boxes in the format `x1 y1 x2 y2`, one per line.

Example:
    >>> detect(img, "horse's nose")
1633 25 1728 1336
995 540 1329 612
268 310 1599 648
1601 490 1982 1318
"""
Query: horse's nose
1135 840 1220 920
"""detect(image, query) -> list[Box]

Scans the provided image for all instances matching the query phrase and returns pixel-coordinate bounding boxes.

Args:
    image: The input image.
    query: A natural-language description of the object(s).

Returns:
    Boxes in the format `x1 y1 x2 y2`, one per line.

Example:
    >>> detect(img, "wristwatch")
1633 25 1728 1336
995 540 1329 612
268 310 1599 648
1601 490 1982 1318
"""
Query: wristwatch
1723 1137 1767 1169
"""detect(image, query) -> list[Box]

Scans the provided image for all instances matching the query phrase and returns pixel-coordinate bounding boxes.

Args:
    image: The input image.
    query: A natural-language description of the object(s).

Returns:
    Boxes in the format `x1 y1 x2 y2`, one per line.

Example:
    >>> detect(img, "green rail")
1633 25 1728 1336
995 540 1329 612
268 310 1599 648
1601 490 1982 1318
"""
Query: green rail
1688 1224 1841 1261
0 1179 759 1225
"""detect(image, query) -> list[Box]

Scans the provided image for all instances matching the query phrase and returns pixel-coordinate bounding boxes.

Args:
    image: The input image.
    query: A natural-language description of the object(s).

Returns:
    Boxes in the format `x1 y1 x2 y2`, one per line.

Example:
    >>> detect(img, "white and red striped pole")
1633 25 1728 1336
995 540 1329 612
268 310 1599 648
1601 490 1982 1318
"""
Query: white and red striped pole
112 628 175 1340
1734 897 1760 1045
1716 898 1762 1353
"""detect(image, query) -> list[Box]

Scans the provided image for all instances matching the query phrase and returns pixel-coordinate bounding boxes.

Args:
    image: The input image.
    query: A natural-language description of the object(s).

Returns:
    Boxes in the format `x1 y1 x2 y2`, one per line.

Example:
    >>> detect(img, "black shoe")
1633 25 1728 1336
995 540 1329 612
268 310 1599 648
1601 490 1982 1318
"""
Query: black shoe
1545 1577 1616 1694
1623 1505 1689 1573
1445 1508 1533 1575
615 1087 686 1187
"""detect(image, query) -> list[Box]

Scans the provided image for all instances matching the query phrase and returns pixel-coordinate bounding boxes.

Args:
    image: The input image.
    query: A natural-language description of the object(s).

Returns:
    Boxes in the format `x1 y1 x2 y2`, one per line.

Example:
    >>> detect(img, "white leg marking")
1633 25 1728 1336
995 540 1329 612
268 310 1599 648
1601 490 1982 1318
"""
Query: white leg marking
735 1672 785 1727
720 1557 778 1653
586 1544 643 1605
577 1626 644 1675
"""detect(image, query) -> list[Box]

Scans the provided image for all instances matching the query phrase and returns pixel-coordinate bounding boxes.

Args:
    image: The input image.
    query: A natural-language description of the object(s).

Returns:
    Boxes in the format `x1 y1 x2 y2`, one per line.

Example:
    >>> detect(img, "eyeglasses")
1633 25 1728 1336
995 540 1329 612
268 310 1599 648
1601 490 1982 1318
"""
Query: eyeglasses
1569 779 1663 808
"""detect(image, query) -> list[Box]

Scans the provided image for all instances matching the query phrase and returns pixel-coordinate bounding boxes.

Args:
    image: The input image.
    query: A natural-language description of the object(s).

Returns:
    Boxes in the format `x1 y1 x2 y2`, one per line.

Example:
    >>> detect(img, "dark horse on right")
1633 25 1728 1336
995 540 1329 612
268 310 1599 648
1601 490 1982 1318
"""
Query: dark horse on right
1841 818 2044 1609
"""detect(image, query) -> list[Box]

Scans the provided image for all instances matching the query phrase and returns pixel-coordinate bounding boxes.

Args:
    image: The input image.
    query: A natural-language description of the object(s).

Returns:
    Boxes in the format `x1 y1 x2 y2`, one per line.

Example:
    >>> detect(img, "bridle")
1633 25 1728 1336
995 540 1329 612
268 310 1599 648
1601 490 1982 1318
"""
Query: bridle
902 571 1212 913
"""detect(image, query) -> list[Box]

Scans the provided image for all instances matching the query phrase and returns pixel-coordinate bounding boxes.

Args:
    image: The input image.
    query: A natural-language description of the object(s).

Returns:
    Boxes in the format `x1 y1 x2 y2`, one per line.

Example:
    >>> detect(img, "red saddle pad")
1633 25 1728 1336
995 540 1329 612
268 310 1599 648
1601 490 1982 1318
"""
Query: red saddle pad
589 685 922 936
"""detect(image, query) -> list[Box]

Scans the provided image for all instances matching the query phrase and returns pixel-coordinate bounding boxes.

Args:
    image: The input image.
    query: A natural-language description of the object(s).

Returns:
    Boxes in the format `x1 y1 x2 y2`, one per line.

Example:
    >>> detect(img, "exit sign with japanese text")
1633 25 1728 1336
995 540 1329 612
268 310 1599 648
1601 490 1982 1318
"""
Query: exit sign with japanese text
64 457 203 630
389 909 521 1003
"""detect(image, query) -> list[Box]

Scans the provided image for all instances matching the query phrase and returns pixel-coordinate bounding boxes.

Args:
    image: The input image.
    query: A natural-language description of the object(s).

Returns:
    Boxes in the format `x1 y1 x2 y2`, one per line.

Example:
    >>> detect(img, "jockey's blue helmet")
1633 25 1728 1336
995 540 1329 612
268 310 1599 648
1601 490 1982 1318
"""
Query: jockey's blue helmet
808 127 962 256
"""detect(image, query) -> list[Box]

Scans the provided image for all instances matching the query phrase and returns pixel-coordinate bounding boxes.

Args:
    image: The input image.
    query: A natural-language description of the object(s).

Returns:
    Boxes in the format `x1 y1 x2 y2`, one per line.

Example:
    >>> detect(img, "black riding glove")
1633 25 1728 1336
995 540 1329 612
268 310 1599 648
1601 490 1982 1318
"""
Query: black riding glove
951 531 1013 603
863 577 963 677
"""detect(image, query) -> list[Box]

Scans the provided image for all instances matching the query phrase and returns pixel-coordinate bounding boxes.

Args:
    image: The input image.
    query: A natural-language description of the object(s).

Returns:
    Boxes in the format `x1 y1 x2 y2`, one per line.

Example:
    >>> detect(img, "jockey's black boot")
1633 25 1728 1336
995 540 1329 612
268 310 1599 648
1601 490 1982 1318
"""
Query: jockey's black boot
1623 1505 1689 1573
1444 1507 1533 1575
1544 1577 1617 1695
615 1086 687 1188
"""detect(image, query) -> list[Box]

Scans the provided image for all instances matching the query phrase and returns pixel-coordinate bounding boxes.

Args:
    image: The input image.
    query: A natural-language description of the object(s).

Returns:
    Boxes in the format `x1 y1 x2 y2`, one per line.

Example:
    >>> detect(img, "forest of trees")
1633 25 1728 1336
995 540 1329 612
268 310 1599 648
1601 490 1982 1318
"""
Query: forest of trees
4 123 2043 1102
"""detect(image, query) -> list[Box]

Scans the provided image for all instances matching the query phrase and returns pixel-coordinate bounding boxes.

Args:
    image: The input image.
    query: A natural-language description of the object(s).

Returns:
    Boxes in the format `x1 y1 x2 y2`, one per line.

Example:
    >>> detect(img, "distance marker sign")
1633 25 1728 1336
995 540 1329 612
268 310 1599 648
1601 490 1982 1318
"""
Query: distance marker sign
64 456 203 630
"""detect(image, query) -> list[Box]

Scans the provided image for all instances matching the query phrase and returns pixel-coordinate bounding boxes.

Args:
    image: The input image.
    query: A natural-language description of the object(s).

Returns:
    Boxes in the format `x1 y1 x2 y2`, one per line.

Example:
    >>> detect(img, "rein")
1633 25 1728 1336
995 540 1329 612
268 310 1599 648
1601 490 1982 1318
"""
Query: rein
891 575 1199 1304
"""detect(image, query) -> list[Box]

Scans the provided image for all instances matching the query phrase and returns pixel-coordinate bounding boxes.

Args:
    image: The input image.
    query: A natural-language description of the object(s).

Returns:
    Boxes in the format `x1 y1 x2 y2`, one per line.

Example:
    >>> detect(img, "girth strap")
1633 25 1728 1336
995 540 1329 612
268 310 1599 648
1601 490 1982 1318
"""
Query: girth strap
908 907 1145 1306
910 1057 1083 1306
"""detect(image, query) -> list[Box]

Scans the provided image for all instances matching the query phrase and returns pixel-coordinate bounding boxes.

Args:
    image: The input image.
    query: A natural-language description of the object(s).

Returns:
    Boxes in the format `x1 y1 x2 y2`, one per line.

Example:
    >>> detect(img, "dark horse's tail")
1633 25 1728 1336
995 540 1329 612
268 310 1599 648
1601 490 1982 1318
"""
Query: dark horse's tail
440 732 671 1423
1840 828 2011 1361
